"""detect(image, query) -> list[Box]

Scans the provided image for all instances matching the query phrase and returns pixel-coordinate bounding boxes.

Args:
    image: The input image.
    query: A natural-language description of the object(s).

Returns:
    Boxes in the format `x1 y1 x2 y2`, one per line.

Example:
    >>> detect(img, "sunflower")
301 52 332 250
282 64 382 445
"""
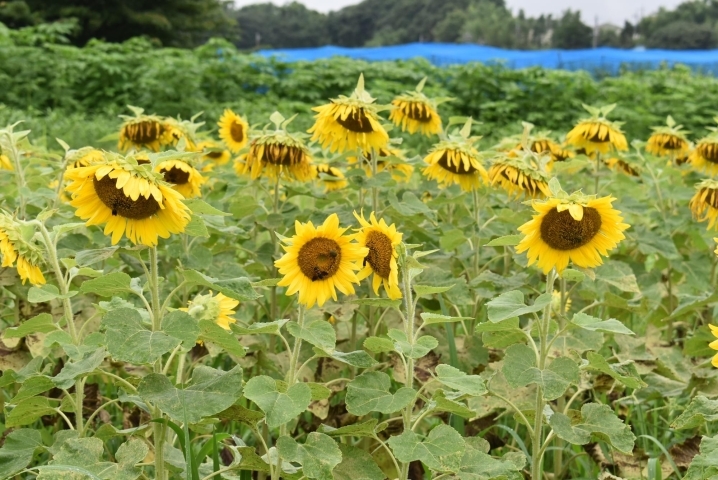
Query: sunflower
690 131 718 176
65 152 191 246
118 106 168 152
389 78 445 137
689 179 718 230
308 74 389 154
68 148 105 169
0 154 12 170
516 188 629 274
710 324 718 368
603 157 641 177
565 104 628 155
314 164 348 192
353 211 402 299
160 116 202 151
196 140 231 170
242 112 315 182
347 147 414 182
0 212 45 285
181 291 238 331
422 120 488 191
156 159 205 199
275 213 368 308
646 116 690 158
488 153 551 199
218 109 250 153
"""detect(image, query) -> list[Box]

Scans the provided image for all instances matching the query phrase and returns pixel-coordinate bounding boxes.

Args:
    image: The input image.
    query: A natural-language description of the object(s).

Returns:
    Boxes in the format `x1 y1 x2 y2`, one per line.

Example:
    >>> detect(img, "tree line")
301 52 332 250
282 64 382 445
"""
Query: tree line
1 0 718 50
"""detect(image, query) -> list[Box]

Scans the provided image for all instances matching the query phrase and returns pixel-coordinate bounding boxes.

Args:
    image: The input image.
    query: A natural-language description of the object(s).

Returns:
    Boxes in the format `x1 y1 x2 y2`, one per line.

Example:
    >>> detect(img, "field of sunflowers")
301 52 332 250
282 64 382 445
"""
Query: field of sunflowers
2 40 718 480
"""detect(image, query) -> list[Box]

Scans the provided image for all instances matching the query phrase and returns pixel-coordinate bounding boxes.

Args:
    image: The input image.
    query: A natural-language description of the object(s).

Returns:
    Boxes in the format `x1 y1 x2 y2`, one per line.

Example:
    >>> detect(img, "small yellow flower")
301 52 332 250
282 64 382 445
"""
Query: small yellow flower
0 154 12 170
181 291 239 331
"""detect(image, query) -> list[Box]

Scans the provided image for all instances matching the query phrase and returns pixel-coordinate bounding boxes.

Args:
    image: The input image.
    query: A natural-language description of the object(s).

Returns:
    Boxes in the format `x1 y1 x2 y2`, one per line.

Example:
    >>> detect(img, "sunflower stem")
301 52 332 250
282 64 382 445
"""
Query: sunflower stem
554 275 568 479
148 245 167 480
52 156 70 210
399 245 416 480
594 153 601 194
4 130 27 217
531 268 557 480
369 148 378 213
472 188 481 274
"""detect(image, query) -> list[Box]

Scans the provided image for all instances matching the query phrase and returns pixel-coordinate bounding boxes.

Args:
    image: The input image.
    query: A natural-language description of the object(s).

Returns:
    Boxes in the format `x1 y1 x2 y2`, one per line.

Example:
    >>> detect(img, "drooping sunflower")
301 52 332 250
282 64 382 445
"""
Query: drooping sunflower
646 116 690 158
308 74 389 154
314 164 348 192
689 179 718 230
68 148 105 169
156 159 205 199
181 291 239 331
389 77 446 137
603 157 641 177
275 213 368 308
347 147 414 183
118 106 168 152
565 104 628 155
422 119 488 191
65 152 191 246
690 124 718 176
0 212 45 285
160 115 202 151
710 323 718 368
218 109 250 153
516 187 629 274
353 211 402 299
488 152 551 199
196 140 231 170
243 112 315 182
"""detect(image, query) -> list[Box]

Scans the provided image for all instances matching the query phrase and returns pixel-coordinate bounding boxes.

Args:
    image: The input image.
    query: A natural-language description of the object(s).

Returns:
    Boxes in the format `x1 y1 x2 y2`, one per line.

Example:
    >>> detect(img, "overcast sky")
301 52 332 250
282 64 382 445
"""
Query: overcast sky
233 0 687 26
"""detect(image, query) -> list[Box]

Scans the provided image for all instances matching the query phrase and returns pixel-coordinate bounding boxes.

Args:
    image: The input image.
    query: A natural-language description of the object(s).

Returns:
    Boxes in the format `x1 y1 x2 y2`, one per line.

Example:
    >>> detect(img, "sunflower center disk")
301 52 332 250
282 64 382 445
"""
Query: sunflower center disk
127 121 163 144
540 207 602 251
699 143 718 163
161 166 190 185
93 175 161 220
438 151 477 174
298 237 342 282
402 103 432 122
230 121 245 143
336 108 375 133
265 144 304 166
206 151 223 159
364 231 393 279
662 136 683 149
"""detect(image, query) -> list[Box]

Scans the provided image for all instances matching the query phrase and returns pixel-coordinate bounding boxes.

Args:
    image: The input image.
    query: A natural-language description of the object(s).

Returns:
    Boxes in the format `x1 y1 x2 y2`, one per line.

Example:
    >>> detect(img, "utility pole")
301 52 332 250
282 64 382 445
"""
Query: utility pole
593 14 599 48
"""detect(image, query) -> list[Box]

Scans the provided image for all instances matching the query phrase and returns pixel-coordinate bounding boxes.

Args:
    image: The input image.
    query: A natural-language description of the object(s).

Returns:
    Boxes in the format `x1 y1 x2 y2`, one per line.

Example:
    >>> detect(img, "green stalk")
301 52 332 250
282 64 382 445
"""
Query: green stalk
472 189 481 274
531 268 557 480
438 295 464 434
399 248 416 480
149 246 167 480
594 153 601 195
554 276 567 479
369 149 378 213
6 133 27 217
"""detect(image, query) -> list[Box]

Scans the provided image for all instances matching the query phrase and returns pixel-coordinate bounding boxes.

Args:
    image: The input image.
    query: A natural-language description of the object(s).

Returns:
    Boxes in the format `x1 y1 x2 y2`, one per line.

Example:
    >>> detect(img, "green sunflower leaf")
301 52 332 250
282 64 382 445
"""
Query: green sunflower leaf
0 429 45 478
503 344 579 400
487 291 552 323
547 403 636 454
333 444 385 480
276 433 342 480
244 375 311 428
345 371 415 416
571 313 634 335
198 320 245 357
182 269 261 302
435 364 487 397
387 424 465 472
79 272 132 297
584 352 646 389
102 308 179 364
3 313 59 339
671 396 718 430
287 318 336 351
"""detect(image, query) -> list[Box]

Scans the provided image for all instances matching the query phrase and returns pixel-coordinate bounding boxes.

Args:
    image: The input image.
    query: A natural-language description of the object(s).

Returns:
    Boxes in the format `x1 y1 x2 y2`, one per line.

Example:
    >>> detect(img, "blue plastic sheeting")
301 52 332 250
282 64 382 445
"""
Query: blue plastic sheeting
257 42 718 73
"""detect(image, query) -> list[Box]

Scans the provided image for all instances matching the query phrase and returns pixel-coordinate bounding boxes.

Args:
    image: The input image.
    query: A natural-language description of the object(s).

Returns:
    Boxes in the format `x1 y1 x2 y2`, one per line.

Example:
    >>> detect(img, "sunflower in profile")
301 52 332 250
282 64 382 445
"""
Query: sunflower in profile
65 152 191 246
710 323 718 368
565 104 628 155
160 115 202 151
275 213 368 308
243 112 315 182
0 153 12 170
0 212 45 285
516 184 629 274
181 291 238 331
118 106 168 152
353 211 402 299
422 119 488 191
689 179 718 229
603 157 641 177
646 116 690 158
488 152 551 199
156 158 205 199
389 77 446 137
690 122 718 176
314 164 348 192
196 140 231 170
347 147 414 183
308 74 389 154
218 109 250 153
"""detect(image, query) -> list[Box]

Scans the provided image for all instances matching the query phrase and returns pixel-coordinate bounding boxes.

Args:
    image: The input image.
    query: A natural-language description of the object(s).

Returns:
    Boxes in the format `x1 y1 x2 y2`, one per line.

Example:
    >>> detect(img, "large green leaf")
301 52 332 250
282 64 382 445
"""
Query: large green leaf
503 344 579 400
387 329 438 359
316 349 377 368
37 437 114 479
5 397 57 428
435 364 487 397
584 352 646 389
198 320 245 357
318 419 378 438
276 433 342 480
571 313 634 335
13 376 56 402
287 319 336 351
671 396 718 430
0 429 44 478
548 403 636 454
80 272 133 297
244 375 311 428
387 424 465 472
333 444 385 480
102 308 179 364
595 261 640 293
345 371 415 415
683 435 718 480
486 291 552 323
114 439 149 480
182 269 261 302
52 348 106 389
456 442 525 480
161 310 200 347
3 313 59 339
137 366 243 424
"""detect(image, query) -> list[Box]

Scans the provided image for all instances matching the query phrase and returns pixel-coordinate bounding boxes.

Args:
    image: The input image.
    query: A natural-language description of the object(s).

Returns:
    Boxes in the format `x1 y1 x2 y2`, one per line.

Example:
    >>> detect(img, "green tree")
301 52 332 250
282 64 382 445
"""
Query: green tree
647 20 717 49
234 2 329 49
552 10 592 49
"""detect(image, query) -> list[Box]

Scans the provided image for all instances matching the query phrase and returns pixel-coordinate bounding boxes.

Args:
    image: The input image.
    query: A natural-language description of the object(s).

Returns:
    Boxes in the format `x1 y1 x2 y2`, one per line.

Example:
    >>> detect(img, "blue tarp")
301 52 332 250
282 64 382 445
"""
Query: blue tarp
257 42 718 73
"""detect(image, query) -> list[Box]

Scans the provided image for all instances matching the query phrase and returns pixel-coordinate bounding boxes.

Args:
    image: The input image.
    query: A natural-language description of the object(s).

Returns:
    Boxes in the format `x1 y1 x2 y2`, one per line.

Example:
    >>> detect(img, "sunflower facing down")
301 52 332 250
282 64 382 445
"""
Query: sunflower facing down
218 109 250 153
422 120 488 191
710 323 718 368
646 116 690 158
347 147 414 182
275 213 368 308
308 74 389 154
196 140 231 170
0 212 45 285
689 179 718 230
314 164 348 192
516 189 629 274
389 77 445 137
488 153 551 199
65 153 191 246
353 211 402 299
690 126 718 176
181 291 239 331
156 159 205 199
603 157 641 177
565 104 628 155
118 106 168 152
